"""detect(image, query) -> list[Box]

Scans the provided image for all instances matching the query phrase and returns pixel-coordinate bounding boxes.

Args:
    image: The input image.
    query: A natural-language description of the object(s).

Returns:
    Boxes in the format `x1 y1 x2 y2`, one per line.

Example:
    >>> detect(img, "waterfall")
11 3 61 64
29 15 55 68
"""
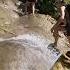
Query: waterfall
0 32 62 70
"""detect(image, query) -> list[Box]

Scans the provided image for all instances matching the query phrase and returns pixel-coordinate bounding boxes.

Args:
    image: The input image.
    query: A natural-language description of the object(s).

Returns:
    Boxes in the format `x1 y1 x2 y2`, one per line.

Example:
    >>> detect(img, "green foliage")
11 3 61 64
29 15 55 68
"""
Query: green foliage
37 0 70 19
65 0 70 4
37 0 58 18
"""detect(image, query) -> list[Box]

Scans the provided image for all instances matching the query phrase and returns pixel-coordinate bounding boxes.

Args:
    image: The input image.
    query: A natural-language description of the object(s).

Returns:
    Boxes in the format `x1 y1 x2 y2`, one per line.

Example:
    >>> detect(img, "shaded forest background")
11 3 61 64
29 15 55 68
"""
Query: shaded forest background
36 0 70 18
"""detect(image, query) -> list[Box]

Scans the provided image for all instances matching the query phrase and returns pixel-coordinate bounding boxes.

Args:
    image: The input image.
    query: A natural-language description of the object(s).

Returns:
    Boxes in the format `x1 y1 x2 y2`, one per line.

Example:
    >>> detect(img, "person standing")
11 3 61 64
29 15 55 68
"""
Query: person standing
27 0 37 14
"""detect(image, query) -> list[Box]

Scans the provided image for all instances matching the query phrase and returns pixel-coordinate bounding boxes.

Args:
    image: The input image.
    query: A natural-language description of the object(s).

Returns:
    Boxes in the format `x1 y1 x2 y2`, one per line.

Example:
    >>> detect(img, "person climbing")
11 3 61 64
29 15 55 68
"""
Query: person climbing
51 0 70 62
51 0 66 47
51 0 70 46
55 0 66 25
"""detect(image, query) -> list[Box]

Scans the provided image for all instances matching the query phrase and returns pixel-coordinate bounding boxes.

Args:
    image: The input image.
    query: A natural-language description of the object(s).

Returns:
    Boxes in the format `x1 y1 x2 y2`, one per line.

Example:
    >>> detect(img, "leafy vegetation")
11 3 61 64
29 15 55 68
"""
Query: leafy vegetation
65 0 70 3
37 0 57 18
37 0 70 19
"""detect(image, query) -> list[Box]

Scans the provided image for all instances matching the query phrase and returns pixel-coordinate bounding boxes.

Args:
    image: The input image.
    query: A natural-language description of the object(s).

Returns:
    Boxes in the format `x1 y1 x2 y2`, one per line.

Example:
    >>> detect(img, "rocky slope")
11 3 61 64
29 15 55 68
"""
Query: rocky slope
0 0 70 70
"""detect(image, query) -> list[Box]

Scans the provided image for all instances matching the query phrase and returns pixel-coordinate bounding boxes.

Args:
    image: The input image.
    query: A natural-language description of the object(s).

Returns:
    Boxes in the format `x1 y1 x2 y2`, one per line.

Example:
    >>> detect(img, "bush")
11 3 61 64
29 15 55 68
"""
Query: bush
65 0 70 4
36 0 58 18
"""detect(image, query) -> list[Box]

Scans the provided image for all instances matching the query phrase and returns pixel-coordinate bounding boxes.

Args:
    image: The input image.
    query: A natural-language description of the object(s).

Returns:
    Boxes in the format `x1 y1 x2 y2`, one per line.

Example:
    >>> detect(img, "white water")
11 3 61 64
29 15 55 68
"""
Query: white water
0 32 62 70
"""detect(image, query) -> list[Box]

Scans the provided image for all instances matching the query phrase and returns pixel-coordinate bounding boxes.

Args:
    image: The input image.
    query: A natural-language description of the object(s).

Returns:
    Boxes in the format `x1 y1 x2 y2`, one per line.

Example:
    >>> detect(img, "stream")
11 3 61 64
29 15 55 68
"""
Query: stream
0 32 61 70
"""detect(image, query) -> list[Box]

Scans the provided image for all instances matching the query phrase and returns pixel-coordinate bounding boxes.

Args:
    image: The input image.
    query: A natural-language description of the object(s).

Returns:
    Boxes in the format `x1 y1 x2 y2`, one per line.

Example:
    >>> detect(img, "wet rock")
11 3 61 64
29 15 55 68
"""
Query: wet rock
0 1 70 69
0 41 49 70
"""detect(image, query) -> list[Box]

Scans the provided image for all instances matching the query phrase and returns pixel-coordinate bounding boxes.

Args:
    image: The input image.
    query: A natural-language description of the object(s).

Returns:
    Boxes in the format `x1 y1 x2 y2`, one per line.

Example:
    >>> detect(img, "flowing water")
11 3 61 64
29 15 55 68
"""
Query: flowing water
0 4 62 69
0 32 62 70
